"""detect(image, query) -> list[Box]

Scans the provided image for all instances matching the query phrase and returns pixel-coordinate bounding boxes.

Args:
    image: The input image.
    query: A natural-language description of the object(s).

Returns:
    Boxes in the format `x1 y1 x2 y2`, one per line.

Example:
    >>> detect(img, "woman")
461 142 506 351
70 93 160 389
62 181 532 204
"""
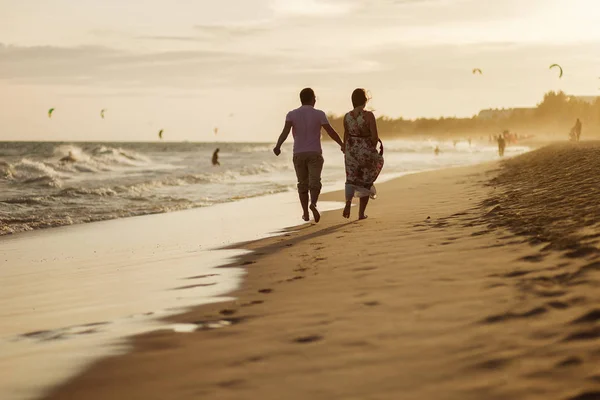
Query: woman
342 88 384 220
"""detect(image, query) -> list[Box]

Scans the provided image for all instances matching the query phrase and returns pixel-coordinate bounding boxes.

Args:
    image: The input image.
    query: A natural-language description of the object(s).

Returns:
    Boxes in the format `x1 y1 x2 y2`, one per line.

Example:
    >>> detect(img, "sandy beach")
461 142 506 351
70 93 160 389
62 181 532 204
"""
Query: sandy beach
41 142 600 400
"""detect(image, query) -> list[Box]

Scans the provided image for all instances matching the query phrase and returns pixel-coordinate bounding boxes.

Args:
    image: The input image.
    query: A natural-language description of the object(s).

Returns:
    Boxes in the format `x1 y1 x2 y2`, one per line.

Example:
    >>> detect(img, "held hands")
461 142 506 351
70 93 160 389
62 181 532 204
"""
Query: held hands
273 146 281 156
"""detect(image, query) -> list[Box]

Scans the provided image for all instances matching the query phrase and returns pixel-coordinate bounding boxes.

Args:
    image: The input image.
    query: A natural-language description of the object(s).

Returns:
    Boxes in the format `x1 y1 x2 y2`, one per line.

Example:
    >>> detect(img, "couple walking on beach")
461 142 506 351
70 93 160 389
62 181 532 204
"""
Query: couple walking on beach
273 88 384 222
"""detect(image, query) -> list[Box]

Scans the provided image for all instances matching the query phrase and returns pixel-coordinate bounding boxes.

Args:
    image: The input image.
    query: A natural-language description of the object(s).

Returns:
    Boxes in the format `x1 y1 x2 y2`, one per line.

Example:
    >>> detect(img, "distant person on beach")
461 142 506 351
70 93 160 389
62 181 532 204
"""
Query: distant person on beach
273 88 344 223
434 146 440 155
212 148 220 166
342 88 384 220
497 134 506 157
574 118 582 142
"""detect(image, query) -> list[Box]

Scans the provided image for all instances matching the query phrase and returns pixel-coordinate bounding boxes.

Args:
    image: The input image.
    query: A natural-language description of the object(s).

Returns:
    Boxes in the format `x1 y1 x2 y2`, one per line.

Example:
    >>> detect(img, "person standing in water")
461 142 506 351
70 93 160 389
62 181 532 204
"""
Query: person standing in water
574 118 582 142
212 148 220 166
497 134 506 157
273 88 344 223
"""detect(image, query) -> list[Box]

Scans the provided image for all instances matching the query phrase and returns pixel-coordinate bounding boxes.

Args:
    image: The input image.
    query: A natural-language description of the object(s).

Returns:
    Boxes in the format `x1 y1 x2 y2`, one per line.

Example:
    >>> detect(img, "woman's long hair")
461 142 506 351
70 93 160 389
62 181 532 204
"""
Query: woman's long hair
351 88 368 108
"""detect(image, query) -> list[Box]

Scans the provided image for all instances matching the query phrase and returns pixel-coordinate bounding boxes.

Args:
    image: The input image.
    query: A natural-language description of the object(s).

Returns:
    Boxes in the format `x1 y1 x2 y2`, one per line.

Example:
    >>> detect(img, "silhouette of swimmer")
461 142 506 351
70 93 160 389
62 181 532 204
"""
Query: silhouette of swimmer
212 148 220 166
59 151 76 163
434 146 440 156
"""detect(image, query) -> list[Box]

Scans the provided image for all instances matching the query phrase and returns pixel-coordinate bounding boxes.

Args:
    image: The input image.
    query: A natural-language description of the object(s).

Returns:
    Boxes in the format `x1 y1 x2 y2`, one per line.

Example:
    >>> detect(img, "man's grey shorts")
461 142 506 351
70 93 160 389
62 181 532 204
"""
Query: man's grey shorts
292 152 324 193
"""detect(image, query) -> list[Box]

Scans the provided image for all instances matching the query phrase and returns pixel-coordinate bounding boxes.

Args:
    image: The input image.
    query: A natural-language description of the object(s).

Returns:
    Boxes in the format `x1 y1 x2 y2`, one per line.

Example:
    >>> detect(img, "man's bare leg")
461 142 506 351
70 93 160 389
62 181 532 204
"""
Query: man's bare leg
358 196 369 220
343 200 351 219
309 188 321 223
299 192 310 221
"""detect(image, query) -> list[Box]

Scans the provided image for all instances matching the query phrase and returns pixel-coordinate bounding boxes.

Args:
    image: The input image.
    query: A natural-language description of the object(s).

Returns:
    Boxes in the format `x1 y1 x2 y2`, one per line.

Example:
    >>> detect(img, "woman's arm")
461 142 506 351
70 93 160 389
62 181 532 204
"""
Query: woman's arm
368 111 379 146
343 116 348 152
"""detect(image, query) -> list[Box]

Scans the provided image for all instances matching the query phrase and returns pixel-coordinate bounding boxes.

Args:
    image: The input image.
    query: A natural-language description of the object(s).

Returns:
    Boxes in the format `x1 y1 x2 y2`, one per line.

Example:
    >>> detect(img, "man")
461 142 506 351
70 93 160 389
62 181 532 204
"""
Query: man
574 118 582 142
498 133 506 157
273 88 344 223
212 148 220 166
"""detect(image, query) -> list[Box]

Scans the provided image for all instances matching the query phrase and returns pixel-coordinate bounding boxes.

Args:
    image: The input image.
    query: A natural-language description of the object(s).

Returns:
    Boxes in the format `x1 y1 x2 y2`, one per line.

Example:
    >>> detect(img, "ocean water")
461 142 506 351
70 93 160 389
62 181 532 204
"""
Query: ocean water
0 139 528 235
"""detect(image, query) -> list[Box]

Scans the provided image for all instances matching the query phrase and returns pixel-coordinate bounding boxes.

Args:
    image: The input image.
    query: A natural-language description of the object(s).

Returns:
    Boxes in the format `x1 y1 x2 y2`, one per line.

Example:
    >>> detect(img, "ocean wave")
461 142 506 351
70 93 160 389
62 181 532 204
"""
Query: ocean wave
0 144 157 188
237 145 273 153
54 144 150 168
239 162 290 176
1 159 65 187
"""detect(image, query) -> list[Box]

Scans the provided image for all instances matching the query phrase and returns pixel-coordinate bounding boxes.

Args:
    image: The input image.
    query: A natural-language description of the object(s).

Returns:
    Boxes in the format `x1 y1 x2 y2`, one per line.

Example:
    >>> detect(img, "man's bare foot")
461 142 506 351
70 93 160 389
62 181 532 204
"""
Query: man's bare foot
358 215 368 220
302 213 310 222
342 202 351 219
310 204 321 223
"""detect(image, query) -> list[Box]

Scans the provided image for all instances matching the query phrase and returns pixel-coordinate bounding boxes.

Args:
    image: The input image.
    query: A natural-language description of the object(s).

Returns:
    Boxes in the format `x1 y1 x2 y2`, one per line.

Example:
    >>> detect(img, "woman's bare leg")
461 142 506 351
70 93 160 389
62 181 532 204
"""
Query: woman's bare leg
358 196 369 220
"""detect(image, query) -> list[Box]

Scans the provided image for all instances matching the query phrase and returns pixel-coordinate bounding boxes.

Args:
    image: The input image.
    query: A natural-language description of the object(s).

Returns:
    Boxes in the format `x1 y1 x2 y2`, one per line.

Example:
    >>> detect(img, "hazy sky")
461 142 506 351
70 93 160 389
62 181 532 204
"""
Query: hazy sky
1 0 600 141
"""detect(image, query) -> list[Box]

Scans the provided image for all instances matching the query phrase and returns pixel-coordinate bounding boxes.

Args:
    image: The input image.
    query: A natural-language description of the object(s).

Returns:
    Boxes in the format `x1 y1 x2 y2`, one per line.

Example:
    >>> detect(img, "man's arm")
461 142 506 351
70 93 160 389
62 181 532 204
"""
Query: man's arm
322 124 344 149
273 121 292 156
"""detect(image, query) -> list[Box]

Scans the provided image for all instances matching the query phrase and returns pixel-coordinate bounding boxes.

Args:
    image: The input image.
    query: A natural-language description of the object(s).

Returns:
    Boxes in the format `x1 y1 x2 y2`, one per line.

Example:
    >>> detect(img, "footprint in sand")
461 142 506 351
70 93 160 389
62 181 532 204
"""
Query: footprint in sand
218 379 246 388
502 269 533 278
184 273 219 280
258 288 273 294
363 301 380 307
520 254 545 263
241 261 256 266
220 309 237 316
293 335 323 344
571 309 600 324
481 307 547 324
563 327 600 342
568 391 600 400
554 356 583 368
172 283 217 290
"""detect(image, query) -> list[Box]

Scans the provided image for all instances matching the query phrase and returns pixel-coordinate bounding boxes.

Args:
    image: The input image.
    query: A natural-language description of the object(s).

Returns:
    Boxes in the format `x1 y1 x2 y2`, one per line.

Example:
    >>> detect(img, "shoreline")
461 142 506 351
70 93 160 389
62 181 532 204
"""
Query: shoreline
0 189 344 400
43 150 600 400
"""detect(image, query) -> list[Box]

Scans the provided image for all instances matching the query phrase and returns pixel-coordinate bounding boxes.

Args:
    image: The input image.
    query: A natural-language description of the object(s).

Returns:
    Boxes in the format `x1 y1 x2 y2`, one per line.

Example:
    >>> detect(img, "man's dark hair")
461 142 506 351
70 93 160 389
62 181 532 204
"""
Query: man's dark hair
300 88 315 105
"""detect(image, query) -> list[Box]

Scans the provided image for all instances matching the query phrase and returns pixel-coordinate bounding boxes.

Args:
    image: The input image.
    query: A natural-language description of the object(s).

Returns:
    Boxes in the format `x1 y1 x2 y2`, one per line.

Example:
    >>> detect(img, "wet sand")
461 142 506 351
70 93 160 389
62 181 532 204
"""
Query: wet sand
44 143 600 400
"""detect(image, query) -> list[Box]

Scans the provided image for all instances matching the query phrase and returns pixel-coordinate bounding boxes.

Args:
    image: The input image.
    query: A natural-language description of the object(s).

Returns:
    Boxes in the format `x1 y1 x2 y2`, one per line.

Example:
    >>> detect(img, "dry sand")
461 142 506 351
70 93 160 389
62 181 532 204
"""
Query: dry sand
45 143 600 400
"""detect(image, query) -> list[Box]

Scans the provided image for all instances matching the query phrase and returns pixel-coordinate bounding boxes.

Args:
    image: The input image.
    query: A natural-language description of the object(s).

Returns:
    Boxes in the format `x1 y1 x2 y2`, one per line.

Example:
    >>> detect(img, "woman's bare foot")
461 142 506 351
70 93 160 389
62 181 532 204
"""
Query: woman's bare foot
342 202 351 219
302 213 310 222
309 204 321 223
358 215 368 220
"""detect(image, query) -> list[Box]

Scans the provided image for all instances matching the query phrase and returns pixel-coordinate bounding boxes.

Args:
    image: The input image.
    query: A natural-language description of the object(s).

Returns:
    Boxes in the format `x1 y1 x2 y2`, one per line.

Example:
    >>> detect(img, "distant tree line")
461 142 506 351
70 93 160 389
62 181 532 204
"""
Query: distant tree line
326 91 600 140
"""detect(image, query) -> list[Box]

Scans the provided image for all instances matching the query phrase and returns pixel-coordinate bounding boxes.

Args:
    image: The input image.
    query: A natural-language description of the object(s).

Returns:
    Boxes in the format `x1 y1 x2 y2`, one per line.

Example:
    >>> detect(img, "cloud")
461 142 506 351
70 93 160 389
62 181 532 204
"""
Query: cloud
137 36 204 43
194 22 272 37
135 21 273 44
270 0 356 16
0 43 280 88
